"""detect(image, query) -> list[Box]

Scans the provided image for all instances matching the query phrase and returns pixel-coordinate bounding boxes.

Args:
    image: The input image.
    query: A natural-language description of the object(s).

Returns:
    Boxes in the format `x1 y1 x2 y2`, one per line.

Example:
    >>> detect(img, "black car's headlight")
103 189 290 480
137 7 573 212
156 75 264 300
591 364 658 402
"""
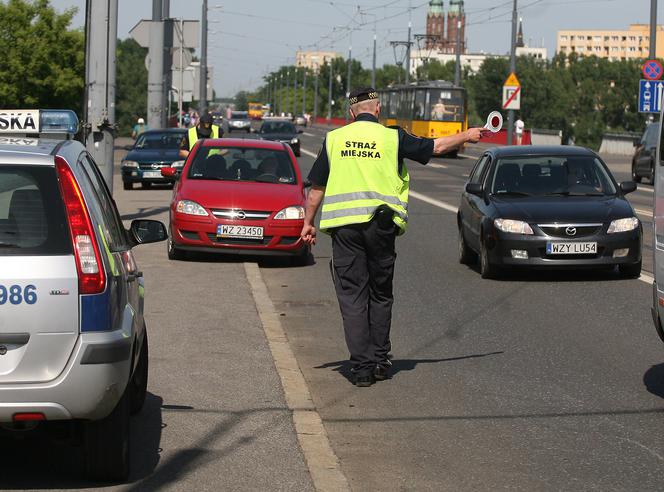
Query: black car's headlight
290 138 299 144
494 218 534 235
607 217 639 233
123 160 139 168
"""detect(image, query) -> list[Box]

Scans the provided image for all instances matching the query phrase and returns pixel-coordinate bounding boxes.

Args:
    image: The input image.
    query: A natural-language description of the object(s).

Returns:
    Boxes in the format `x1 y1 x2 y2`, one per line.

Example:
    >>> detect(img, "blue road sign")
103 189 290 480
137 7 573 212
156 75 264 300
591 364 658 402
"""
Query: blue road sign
639 79 664 113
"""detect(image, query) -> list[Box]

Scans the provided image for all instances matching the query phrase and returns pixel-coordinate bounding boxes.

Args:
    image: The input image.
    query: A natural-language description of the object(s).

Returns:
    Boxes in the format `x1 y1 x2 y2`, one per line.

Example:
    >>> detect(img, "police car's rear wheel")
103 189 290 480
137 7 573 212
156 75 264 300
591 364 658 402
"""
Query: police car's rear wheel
84 389 130 482
129 331 149 415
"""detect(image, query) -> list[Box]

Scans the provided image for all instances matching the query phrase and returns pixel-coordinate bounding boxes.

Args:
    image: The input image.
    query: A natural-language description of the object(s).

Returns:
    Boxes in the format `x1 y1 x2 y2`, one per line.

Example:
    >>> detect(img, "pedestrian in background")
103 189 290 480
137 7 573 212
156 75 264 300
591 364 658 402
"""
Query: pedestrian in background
515 116 524 145
131 117 149 139
300 87 483 387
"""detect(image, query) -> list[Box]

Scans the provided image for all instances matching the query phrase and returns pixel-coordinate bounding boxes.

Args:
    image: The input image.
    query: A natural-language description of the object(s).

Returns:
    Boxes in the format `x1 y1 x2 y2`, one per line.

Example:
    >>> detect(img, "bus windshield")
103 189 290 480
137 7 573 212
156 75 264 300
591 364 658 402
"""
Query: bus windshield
428 89 464 122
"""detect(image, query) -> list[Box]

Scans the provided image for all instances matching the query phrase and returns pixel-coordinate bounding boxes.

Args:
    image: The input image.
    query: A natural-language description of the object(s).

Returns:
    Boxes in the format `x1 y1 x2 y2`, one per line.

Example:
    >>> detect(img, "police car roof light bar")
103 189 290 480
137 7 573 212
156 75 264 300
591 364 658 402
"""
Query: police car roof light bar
0 109 79 138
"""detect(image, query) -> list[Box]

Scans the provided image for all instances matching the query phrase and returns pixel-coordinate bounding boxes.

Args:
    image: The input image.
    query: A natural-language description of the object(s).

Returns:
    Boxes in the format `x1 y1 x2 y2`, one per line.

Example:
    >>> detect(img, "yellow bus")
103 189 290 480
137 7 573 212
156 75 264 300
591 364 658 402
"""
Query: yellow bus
248 102 264 120
378 81 468 155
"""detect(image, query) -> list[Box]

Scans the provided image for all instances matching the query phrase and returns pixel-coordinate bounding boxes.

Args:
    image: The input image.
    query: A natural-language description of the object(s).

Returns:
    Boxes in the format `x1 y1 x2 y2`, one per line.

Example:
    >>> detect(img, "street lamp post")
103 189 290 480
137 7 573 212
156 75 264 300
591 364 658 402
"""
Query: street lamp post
507 0 518 146
327 61 333 121
345 42 352 124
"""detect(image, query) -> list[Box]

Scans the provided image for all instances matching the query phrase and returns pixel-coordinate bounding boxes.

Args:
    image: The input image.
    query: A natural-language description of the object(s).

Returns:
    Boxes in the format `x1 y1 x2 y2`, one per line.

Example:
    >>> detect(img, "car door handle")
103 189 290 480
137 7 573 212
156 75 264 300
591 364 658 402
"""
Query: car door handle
127 271 143 282
0 333 30 345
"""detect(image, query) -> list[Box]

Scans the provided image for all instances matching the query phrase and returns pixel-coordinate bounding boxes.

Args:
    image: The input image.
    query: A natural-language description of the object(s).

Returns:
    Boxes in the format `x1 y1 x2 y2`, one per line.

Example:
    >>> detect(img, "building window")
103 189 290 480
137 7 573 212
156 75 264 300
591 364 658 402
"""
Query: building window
604 36 609 42
629 47 636 52
629 36 636 42
612 46 618 52
612 36 619 41
570 35 575 41
593 36 601 42
578 46 585 52
622 36 627 41
560 35 568 41
595 46 601 52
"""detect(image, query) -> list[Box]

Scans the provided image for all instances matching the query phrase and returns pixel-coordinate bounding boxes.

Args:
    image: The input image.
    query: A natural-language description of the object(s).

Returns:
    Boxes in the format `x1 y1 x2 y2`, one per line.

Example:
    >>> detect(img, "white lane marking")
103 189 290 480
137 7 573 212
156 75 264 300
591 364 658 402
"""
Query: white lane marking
409 190 458 213
427 163 448 169
303 132 315 137
300 148 318 158
638 186 654 193
409 190 655 285
458 153 478 160
635 208 654 218
244 263 351 491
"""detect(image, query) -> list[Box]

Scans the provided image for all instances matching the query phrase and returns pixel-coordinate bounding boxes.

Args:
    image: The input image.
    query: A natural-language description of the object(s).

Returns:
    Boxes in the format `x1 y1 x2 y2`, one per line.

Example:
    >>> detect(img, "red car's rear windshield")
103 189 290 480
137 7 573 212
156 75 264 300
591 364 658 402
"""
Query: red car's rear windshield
188 147 297 184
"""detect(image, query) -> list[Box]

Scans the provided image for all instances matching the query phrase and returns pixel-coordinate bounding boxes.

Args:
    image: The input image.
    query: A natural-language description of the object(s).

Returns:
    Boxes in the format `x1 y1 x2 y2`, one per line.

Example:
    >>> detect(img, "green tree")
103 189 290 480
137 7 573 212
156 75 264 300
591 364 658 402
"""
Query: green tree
116 38 148 135
0 0 84 112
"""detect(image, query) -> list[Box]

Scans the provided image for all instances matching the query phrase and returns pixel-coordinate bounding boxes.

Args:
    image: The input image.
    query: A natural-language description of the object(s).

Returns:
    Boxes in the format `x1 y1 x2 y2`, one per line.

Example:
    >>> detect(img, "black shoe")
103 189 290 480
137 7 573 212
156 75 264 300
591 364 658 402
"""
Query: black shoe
354 373 375 387
374 360 393 381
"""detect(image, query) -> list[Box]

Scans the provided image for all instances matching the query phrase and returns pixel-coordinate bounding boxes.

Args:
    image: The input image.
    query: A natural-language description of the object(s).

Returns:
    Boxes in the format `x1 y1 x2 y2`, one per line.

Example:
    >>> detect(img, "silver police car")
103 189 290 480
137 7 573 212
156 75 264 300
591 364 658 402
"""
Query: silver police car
0 110 166 481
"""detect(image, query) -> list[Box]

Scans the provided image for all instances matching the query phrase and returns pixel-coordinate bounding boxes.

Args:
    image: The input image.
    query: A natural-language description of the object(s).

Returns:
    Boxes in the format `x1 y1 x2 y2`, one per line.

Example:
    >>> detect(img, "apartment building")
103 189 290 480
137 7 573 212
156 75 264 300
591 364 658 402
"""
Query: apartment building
557 24 664 60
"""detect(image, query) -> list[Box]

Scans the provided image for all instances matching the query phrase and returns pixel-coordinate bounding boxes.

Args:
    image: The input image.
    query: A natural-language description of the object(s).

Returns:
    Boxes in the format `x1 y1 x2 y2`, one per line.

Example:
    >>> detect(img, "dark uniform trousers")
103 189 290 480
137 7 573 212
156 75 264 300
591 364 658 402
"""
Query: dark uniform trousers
331 208 397 375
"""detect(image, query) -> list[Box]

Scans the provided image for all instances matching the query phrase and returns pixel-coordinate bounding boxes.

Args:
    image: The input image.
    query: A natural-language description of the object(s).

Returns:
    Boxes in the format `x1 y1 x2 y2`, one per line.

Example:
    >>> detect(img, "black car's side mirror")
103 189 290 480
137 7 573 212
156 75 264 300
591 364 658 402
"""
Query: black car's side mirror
129 220 168 246
124 144 134 151
465 182 483 196
620 181 638 194
303 179 312 188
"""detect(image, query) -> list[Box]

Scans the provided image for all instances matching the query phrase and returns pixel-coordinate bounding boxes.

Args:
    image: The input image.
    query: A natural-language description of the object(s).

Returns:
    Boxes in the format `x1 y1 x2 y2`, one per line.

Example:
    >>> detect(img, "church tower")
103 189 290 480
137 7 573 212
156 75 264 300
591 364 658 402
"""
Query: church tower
426 0 445 50
445 0 466 54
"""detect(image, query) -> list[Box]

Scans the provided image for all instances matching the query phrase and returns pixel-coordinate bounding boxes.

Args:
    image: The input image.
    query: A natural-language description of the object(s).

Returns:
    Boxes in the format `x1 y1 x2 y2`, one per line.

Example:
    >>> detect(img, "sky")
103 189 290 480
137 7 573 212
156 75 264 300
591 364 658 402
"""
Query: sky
51 0 664 98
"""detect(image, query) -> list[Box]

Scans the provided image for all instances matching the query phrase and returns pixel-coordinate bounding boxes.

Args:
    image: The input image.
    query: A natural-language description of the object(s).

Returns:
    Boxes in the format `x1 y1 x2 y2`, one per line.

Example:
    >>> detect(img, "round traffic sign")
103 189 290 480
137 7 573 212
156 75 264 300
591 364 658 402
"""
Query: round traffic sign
643 59 663 81
484 111 503 133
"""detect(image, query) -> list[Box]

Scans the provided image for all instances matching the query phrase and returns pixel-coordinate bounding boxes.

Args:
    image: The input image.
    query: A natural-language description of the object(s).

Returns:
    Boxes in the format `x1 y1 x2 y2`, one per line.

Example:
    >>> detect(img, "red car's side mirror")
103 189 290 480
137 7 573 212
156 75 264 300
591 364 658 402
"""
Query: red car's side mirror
161 167 177 178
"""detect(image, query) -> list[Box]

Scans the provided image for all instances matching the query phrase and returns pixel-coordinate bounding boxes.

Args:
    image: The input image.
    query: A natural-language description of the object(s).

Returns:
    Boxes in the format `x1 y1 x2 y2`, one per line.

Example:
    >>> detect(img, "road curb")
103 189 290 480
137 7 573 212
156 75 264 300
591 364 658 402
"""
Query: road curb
244 263 351 492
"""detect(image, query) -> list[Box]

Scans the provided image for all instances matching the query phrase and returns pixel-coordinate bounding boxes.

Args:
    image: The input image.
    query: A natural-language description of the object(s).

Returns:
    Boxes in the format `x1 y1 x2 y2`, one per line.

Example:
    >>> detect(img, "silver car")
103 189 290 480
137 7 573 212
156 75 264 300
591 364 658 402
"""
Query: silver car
227 111 252 133
0 110 166 481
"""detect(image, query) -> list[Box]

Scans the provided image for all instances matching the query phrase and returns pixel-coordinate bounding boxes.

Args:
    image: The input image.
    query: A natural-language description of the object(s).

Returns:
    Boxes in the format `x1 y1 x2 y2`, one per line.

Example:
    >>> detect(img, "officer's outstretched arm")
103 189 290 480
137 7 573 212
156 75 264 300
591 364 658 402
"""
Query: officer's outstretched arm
433 127 482 154
179 149 189 159
301 186 325 246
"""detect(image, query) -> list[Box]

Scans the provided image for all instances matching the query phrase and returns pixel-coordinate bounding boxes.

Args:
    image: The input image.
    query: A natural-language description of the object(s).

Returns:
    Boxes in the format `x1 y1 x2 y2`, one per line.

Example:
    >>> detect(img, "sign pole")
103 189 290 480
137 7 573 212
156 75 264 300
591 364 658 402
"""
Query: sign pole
507 0 517 146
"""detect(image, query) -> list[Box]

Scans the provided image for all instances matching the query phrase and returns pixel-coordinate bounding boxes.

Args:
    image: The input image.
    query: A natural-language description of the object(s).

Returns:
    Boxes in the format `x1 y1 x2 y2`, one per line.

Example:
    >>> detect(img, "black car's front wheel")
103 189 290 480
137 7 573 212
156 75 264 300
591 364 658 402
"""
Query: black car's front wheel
458 227 477 265
167 237 187 261
480 239 500 279
123 181 132 190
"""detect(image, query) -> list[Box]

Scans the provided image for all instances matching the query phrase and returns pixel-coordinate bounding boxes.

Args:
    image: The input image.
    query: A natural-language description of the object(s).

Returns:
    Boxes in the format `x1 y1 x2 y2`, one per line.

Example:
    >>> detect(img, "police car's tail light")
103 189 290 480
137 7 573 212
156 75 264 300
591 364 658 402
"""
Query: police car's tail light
274 206 305 220
55 156 106 295
13 412 46 422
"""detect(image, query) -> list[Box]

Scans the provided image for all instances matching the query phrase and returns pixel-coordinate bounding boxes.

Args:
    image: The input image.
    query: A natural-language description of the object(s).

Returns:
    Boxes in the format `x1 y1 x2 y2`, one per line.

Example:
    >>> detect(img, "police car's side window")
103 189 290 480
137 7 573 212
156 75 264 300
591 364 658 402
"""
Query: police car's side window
469 155 489 184
78 154 128 251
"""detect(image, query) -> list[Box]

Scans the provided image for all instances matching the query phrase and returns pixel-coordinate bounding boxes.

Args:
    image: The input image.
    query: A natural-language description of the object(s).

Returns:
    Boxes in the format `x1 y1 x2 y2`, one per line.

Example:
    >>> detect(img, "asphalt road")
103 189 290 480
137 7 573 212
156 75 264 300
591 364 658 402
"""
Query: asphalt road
2 125 661 491
260 125 664 491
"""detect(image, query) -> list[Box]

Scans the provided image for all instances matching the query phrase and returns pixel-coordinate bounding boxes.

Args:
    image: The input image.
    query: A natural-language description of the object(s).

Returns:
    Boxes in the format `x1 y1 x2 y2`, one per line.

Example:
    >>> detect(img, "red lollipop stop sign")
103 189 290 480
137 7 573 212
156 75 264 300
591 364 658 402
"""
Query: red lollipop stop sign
483 111 503 133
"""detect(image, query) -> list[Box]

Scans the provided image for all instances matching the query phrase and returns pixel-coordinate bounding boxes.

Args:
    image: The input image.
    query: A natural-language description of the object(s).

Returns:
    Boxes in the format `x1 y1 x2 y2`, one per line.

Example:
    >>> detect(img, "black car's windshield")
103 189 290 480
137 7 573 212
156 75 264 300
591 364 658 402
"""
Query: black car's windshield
261 122 295 134
490 155 617 196
188 147 297 184
134 132 184 150
231 112 248 120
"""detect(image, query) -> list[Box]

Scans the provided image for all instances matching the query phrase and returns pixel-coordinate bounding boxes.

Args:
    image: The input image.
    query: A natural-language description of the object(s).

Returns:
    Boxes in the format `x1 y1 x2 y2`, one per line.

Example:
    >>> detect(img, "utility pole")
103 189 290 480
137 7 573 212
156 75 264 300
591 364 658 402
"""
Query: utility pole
293 67 298 116
507 0 518 146
273 74 277 114
372 33 377 88
454 19 461 86
345 42 352 123
286 69 290 116
650 0 658 59
162 0 171 123
147 0 164 129
199 0 208 113
405 21 412 83
84 0 118 192
279 72 284 115
328 60 333 121
302 68 307 116
314 65 319 122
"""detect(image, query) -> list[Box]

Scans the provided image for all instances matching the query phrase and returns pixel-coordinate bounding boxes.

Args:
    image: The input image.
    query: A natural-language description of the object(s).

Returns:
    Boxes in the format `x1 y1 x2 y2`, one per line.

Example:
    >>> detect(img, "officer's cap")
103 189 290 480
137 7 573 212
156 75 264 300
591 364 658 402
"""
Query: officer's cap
348 87 379 105
199 113 213 125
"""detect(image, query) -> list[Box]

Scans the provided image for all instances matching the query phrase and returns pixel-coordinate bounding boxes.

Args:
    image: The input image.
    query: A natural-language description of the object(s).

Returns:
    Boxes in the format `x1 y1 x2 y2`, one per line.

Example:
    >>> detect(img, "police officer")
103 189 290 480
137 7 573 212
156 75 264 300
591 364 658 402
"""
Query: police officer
179 112 222 159
301 87 482 387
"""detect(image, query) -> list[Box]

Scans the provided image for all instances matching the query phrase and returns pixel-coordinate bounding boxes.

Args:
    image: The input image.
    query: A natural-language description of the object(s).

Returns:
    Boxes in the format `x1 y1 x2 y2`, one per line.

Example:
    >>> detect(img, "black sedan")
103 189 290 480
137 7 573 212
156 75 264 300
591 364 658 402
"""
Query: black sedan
631 122 659 184
458 146 642 279
122 129 186 189
258 120 302 156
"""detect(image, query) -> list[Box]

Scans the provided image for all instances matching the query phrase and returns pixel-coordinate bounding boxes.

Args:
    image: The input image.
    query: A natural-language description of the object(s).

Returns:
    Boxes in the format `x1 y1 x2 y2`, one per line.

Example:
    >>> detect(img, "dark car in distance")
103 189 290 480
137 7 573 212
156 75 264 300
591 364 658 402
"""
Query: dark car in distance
458 146 642 279
632 122 659 184
122 129 186 189
258 120 302 157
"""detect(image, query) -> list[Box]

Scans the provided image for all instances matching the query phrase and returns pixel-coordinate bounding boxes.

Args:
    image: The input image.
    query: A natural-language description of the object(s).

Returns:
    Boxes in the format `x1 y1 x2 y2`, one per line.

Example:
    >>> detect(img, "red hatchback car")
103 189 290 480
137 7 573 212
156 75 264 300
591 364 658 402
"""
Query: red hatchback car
163 138 309 263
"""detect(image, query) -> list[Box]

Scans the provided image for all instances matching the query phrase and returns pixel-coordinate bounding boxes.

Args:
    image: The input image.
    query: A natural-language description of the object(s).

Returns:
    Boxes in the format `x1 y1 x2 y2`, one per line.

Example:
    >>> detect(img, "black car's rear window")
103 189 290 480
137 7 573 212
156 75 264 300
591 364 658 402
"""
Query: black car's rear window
0 165 71 256
489 155 617 196
188 147 296 184
231 112 248 119
261 122 296 134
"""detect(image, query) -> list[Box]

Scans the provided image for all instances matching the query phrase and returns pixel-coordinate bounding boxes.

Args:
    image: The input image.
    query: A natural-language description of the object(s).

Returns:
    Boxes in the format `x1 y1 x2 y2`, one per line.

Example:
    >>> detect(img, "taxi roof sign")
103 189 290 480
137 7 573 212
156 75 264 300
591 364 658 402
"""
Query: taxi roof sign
504 72 520 87
0 109 78 136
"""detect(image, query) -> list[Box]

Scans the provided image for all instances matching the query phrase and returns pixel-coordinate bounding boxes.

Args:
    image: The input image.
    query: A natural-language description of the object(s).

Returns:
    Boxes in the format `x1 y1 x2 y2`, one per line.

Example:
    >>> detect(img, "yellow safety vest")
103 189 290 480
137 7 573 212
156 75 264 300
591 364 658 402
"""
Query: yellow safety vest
320 120 409 235
188 124 220 150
